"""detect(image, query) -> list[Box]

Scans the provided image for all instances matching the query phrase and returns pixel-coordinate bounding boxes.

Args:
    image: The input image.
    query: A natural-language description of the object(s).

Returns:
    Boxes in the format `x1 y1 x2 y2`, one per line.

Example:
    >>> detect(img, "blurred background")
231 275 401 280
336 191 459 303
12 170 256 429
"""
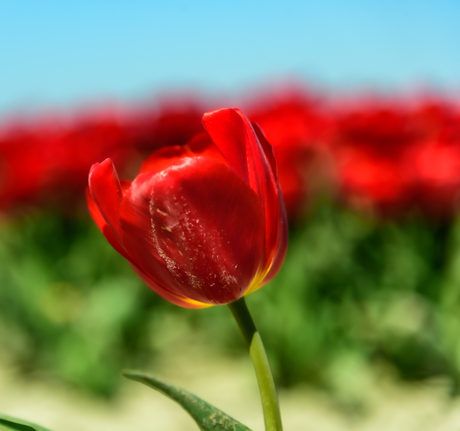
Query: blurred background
2 1 460 430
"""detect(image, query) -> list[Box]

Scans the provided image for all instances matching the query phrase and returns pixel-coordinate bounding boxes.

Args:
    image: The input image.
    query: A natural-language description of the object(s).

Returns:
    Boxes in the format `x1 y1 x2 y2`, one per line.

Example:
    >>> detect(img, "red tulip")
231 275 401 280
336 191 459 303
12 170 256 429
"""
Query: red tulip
407 138 460 218
87 108 288 308
329 99 419 216
0 121 51 210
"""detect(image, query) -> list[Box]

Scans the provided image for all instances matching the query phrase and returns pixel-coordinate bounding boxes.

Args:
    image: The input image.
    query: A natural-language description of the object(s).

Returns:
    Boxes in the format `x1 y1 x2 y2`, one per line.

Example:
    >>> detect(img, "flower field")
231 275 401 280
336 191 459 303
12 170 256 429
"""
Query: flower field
1 85 460 429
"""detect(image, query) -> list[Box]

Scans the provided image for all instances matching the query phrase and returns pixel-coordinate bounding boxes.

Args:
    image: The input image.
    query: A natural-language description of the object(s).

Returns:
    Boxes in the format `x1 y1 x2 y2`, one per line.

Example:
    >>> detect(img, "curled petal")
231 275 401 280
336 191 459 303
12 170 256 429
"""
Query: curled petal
251 122 280 184
86 188 134 264
203 109 287 275
252 121 288 283
88 159 124 242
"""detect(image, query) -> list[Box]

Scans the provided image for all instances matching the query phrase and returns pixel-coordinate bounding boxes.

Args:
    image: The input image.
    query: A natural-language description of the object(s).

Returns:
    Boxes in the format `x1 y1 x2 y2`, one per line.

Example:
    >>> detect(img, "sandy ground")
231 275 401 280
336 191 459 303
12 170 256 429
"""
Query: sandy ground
1 351 460 431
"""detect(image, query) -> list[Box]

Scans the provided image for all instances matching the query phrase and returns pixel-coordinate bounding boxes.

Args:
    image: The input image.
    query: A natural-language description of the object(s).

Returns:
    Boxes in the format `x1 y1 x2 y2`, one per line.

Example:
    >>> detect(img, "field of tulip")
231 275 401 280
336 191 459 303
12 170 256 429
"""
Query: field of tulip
1 85 460 429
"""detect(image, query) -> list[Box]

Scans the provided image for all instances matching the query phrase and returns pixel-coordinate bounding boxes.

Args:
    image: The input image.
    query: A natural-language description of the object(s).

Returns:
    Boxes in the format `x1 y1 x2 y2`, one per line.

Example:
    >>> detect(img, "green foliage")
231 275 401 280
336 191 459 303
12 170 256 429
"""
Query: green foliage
249 205 460 391
0 209 165 396
1 204 460 398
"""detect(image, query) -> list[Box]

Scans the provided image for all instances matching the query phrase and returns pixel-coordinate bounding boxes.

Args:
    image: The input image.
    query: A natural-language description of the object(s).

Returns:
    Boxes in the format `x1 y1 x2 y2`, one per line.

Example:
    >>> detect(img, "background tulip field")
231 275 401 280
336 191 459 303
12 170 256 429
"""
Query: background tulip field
1 89 460 401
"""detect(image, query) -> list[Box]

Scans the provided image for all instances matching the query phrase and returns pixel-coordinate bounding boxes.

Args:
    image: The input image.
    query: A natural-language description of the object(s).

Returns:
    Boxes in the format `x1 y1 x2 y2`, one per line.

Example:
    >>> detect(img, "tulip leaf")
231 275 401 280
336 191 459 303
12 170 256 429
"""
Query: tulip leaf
0 414 52 431
122 370 253 431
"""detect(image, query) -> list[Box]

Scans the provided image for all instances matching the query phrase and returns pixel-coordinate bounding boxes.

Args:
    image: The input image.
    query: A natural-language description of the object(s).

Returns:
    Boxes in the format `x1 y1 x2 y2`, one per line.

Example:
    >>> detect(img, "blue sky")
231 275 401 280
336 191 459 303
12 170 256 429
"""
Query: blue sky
1 1 460 114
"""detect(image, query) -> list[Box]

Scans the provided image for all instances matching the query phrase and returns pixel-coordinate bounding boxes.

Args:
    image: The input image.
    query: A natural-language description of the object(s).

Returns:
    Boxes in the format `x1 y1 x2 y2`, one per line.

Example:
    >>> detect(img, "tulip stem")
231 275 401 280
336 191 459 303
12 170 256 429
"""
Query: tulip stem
228 297 283 431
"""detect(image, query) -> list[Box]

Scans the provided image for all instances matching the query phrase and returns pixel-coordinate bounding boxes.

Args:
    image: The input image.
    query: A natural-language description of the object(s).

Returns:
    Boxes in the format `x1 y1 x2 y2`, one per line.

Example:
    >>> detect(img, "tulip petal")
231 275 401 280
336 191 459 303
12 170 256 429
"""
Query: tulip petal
88 159 124 241
140 146 191 174
259 195 288 287
87 159 147 267
252 120 289 284
140 135 228 175
203 109 287 276
119 156 266 305
86 188 129 258
202 109 250 184
251 121 280 184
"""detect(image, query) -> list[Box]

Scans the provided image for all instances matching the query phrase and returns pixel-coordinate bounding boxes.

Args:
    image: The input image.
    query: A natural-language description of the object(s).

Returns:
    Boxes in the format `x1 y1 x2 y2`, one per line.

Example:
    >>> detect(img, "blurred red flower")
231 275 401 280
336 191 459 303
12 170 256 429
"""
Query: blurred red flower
401 100 460 217
329 99 420 215
329 97 460 217
0 120 52 210
87 108 288 308
126 98 205 154
248 91 332 220
0 109 135 212
44 110 136 199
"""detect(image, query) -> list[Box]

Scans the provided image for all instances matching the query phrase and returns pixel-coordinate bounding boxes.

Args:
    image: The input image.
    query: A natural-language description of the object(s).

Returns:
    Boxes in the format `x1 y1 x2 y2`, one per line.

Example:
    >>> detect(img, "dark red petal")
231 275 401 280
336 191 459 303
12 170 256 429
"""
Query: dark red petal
252 121 280 184
86 187 108 234
119 156 266 305
252 122 289 283
88 159 124 241
260 193 288 286
86 187 134 263
203 109 287 275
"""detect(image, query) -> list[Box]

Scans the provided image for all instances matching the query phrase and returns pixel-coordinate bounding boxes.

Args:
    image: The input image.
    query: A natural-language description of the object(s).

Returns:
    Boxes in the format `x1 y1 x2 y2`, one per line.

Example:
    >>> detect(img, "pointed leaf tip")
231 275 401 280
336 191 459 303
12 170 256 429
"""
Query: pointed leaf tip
122 370 253 431
0 413 53 431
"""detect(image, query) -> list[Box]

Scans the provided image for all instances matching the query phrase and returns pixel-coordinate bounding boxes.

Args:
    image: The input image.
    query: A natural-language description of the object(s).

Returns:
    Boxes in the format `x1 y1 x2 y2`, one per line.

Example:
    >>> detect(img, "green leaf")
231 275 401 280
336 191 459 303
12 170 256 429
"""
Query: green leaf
0 414 52 431
122 370 253 431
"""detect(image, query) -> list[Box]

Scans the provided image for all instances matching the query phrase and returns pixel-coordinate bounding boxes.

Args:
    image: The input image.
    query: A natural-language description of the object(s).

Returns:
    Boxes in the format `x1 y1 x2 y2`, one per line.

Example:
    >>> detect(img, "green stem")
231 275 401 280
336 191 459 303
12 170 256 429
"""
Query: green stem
228 297 283 431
